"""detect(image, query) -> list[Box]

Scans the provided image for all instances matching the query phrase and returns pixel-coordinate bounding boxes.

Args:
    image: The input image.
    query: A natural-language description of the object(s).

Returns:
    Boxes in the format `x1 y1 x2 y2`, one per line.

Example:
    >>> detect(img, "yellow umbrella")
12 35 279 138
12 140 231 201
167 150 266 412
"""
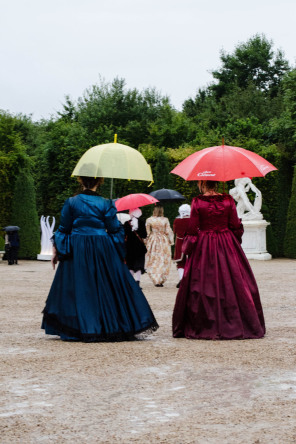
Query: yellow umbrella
72 135 153 197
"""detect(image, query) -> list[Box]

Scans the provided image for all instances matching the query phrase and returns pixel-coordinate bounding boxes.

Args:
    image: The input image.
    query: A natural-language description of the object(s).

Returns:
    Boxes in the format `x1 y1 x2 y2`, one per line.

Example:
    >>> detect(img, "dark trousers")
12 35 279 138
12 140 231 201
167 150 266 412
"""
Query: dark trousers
7 247 19 264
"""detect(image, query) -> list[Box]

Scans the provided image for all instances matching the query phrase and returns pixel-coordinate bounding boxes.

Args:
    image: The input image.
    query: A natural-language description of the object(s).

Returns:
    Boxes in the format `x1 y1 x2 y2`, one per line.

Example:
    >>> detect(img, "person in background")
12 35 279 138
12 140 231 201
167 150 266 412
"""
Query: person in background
124 208 147 288
173 180 265 340
173 204 191 288
41 176 158 342
5 230 20 265
145 205 174 287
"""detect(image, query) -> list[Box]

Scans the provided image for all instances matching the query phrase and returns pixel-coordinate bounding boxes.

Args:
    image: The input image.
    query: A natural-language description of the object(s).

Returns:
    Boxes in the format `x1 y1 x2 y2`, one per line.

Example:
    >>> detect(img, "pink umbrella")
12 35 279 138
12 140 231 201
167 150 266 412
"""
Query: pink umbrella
170 144 277 182
115 193 159 211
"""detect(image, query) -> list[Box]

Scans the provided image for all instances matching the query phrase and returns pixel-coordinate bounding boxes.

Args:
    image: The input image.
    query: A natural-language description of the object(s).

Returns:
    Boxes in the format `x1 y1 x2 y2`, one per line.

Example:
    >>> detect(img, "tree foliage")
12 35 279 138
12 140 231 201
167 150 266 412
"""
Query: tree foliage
0 112 31 227
2 34 296 257
211 34 289 98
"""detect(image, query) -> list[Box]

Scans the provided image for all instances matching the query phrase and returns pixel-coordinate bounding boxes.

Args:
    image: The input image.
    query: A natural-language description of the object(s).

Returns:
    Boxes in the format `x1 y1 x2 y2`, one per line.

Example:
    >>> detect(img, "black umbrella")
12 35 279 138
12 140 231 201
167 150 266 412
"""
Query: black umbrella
149 188 185 203
3 225 20 232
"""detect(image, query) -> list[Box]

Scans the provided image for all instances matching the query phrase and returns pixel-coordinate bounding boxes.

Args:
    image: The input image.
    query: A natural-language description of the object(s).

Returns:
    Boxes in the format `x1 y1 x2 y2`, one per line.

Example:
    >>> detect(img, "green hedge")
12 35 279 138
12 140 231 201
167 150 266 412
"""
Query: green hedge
11 171 40 259
284 165 296 258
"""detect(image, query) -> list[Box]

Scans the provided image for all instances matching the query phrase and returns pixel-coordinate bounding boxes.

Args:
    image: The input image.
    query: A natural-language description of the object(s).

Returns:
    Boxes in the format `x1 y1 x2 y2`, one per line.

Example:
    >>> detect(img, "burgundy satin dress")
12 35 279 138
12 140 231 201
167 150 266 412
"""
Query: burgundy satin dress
172 194 265 340
173 217 190 269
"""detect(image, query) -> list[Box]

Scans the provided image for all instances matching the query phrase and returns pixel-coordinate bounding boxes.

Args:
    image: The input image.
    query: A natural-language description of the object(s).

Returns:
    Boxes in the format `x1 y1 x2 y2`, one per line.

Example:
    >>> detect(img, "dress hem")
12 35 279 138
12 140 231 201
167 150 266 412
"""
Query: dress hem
42 311 159 342
173 332 265 340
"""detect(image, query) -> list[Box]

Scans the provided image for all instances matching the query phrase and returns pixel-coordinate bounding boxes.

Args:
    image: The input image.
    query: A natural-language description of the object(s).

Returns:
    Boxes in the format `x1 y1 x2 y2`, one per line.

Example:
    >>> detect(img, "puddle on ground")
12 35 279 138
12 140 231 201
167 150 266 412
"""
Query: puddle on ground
0 347 37 355
0 381 53 417
255 372 296 399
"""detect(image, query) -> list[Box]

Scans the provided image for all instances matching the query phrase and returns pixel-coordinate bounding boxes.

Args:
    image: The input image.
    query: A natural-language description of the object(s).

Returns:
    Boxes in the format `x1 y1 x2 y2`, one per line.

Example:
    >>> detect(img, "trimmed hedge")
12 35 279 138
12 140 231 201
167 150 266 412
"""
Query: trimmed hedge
284 165 296 258
11 171 40 259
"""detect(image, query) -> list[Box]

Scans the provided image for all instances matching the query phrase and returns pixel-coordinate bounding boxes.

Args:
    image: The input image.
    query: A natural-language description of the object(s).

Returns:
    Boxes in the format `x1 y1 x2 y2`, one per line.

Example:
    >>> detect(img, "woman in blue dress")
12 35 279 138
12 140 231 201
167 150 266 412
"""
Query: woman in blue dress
41 176 159 342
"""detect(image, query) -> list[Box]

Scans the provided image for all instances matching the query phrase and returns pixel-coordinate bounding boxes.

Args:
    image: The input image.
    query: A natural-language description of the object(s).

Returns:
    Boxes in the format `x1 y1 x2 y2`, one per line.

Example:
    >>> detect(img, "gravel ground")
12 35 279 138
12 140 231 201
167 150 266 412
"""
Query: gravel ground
0 258 296 444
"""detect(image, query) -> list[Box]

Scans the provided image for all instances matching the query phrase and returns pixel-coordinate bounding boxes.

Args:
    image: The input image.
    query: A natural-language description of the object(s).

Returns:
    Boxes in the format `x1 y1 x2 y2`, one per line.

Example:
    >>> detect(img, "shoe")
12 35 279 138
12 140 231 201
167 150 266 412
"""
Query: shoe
136 281 142 290
155 284 164 287
176 281 181 288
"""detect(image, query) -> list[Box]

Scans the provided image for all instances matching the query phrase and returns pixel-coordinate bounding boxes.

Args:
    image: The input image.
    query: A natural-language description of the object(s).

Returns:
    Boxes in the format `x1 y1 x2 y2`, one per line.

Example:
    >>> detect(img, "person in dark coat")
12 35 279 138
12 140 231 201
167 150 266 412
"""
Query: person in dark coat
173 204 191 287
124 208 147 287
41 177 158 342
5 231 20 265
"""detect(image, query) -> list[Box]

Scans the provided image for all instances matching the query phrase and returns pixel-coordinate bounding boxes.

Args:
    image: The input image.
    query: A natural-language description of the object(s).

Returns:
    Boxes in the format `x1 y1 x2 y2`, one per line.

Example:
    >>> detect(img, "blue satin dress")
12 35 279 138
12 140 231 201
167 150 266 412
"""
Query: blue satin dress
41 191 159 342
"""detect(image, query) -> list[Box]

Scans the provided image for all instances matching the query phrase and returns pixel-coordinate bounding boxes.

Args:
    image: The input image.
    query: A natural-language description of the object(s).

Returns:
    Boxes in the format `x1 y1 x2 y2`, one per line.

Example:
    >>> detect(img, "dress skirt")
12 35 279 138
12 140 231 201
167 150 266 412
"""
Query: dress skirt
42 233 158 342
173 229 265 340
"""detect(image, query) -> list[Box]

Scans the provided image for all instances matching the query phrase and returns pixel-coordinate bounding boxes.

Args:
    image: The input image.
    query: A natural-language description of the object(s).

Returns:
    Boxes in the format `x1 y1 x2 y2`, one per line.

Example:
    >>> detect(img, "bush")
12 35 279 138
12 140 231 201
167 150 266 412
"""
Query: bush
0 235 4 250
284 165 296 258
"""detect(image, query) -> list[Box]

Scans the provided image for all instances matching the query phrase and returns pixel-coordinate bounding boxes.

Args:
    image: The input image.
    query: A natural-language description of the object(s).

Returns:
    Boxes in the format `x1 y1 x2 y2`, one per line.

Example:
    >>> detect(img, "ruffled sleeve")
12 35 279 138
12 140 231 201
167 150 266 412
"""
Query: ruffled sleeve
186 198 200 235
145 217 152 238
228 196 244 243
53 199 73 259
104 200 126 260
165 218 174 245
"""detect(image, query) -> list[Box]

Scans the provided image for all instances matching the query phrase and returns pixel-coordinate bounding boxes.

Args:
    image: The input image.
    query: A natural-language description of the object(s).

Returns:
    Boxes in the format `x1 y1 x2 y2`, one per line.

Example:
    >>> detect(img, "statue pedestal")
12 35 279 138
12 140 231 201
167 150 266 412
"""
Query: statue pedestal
241 220 272 260
37 254 52 261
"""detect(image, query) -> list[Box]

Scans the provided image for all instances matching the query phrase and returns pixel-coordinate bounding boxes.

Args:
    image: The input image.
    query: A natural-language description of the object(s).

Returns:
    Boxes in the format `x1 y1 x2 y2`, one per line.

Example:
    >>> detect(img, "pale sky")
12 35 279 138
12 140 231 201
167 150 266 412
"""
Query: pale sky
1 0 296 120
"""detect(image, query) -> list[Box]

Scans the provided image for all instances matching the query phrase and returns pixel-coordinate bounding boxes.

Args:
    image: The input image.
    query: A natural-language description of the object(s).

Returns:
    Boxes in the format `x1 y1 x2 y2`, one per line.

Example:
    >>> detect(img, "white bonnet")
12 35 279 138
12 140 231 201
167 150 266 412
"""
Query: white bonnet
129 208 142 218
178 204 191 218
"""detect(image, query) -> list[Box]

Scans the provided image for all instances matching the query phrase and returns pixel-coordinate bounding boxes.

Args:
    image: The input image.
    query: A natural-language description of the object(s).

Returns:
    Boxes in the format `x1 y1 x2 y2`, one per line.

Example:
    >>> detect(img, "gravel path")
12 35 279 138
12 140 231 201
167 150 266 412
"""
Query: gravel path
0 258 296 443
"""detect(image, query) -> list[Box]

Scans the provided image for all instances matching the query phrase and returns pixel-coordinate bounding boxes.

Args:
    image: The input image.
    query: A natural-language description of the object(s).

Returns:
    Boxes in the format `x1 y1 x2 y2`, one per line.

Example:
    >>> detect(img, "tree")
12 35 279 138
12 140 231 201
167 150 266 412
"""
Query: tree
36 119 89 221
148 104 198 148
76 77 168 148
270 69 296 161
284 165 296 258
11 170 40 259
153 149 173 190
211 34 289 98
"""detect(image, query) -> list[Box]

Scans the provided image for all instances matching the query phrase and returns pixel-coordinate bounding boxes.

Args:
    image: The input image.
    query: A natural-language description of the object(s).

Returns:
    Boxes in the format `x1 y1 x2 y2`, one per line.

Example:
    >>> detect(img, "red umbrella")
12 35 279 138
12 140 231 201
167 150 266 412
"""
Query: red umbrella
115 193 159 211
170 144 277 181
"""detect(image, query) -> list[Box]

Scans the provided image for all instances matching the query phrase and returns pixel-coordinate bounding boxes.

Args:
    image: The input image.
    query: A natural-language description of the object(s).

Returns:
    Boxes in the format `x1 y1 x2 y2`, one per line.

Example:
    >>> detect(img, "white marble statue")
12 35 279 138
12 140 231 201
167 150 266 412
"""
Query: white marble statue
229 178 263 221
37 216 56 260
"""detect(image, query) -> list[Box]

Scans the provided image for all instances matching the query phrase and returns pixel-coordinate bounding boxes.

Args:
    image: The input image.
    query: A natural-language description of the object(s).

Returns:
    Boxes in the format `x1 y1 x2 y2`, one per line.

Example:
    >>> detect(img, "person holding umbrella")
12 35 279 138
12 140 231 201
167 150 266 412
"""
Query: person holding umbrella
172 180 265 340
41 176 158 342
115 193 159 288
173 180 265 339
4 226 20 265
124 208 147 287
170 141 275 340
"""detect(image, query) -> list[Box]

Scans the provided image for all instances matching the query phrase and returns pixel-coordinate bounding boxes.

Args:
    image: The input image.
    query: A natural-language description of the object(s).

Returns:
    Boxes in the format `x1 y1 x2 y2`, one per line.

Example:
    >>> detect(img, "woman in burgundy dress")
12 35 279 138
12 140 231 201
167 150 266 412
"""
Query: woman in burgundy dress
172 180 265 340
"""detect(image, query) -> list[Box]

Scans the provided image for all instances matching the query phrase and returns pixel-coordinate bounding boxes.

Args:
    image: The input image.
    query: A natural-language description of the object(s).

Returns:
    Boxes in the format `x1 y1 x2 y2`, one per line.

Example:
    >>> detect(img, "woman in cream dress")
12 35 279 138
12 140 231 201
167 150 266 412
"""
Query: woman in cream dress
145 205 174 287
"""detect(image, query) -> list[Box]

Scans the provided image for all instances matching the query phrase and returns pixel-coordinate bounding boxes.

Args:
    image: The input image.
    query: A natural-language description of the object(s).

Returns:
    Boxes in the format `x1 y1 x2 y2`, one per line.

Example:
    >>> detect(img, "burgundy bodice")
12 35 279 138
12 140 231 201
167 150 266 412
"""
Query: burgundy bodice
187 194 243 242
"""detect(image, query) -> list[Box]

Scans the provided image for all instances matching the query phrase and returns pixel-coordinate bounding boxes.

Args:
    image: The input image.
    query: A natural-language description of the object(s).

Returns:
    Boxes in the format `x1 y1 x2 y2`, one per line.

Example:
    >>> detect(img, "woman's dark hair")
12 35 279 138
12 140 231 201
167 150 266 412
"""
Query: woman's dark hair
78 176 104 190
200 180 218 193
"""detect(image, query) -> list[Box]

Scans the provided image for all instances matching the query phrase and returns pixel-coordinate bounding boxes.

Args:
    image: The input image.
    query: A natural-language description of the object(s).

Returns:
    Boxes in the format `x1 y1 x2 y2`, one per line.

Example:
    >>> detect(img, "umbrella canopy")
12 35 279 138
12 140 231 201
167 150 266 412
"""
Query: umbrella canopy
72 142 153 182
170 145 277 182
149 188 185 203
3 225 20 232
115 194 159 212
